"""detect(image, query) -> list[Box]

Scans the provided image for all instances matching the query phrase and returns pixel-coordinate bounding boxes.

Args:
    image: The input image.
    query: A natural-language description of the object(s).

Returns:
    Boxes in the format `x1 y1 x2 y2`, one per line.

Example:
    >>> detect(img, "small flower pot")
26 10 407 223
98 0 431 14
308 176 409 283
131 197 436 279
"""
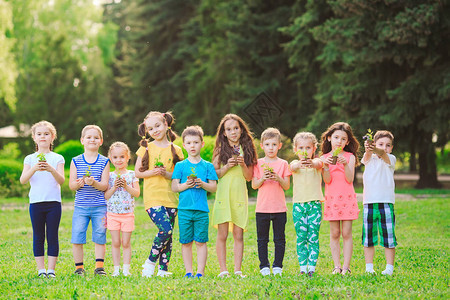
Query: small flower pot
187 175 197 180
331 156 338 165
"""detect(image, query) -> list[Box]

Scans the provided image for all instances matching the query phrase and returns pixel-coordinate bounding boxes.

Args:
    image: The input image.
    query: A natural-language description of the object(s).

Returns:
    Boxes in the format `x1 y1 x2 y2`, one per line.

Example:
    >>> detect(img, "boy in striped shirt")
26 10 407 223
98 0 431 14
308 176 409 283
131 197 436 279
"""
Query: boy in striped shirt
69 125 110 276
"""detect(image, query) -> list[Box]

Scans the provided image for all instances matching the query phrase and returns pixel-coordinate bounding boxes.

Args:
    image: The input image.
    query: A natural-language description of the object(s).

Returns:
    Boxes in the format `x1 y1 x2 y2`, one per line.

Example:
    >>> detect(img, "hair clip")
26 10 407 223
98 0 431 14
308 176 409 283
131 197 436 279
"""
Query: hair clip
141 136 146 140
167 126 171 130
162 113 166 117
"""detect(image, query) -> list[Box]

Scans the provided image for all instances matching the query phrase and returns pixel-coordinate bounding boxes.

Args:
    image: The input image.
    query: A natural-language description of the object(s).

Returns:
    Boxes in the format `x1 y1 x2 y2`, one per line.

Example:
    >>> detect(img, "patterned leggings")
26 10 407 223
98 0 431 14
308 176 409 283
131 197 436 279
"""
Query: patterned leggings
147 206 177 271
293 201 322 268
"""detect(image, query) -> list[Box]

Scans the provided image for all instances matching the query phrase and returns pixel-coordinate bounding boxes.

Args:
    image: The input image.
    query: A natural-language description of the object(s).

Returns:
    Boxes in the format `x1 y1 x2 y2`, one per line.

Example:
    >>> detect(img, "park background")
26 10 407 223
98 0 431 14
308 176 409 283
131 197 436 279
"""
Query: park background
0 0 449 298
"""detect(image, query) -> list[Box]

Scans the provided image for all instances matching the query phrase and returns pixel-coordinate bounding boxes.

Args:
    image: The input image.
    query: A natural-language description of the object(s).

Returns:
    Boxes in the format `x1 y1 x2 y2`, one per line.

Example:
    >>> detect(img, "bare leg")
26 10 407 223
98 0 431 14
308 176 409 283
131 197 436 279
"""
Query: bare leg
364 246 375 264
95 243 106 260
110 230 121 266
196 242 207 275
35 256 45 270
72 244 84 264
233 225 244 273
216 223 229 273
329 221 341 269
385 247 395 265
122 232 132 265
182 242 194 274
48 256 57 271
342 220 353 270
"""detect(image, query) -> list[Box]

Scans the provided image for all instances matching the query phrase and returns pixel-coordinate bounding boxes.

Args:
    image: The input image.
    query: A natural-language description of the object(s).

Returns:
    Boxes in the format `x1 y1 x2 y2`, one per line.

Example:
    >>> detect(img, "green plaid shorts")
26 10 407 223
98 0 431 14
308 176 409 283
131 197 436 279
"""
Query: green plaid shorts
362 203 397 248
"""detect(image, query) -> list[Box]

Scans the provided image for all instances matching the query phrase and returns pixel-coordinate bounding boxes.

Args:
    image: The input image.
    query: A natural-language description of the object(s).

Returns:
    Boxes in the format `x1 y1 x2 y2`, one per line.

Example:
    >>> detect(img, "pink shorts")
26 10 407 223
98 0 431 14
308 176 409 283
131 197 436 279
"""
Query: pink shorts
107 212 135 232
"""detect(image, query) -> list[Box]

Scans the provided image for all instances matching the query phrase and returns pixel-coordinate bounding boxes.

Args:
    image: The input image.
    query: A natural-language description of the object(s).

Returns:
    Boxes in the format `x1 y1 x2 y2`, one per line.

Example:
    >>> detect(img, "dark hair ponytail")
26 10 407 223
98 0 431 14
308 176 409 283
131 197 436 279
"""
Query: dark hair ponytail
163 112 182 165
138 122 150 172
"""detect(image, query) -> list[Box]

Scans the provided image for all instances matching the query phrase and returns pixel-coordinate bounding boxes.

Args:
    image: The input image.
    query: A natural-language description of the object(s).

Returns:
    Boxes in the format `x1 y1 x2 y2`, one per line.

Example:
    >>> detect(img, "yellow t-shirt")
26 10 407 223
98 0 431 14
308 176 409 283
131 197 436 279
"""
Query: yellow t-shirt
292 160 324 203
136 143 184 209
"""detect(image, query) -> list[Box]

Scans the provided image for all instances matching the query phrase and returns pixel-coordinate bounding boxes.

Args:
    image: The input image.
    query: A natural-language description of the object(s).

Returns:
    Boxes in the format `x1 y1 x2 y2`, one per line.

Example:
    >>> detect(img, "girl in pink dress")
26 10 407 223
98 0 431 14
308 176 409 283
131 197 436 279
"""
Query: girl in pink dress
320 122 360 275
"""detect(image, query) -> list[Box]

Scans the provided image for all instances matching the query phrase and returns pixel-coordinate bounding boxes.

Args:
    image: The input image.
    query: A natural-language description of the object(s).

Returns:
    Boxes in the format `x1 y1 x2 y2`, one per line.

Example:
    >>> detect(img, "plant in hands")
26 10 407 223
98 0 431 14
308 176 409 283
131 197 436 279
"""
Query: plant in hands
363 128 374 143
188 167 197 180
331 147 343 165
84 166 91 177
154 154 164 168
232 145 242 162
37 153 46 162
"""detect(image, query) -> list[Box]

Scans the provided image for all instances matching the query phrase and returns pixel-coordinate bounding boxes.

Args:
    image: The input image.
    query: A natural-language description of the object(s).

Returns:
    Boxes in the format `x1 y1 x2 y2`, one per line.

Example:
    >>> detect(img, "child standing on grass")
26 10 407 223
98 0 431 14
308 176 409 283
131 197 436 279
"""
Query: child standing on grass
135 111 184 277
290 132 324 277
20 121 65 278
171 126 218 278
252 128 291 276
212 114 258 278
105 142 140 277
362 130 397 276
69 125 110 276
320 122 360 275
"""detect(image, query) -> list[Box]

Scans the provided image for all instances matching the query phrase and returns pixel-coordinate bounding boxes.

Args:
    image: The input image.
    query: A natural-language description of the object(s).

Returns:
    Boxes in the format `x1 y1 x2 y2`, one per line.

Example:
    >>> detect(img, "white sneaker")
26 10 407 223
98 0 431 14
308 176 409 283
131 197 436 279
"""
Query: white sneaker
260 267 270 276
142 262 156 277
381 269 393 276
123 270 131 277
273 267 282 276
112 270 120 277
156 269 172 277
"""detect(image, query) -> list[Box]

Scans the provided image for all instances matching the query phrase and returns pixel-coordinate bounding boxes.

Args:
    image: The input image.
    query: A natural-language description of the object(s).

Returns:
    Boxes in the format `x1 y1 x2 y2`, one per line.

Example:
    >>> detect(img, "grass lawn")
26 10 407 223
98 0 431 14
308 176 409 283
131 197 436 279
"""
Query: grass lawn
0 197 448 299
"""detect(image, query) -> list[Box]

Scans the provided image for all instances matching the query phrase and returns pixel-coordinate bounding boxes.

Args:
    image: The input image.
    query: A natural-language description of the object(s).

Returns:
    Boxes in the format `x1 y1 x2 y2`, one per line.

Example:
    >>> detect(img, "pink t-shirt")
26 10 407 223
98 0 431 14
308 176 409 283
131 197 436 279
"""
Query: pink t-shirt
253 157 292 213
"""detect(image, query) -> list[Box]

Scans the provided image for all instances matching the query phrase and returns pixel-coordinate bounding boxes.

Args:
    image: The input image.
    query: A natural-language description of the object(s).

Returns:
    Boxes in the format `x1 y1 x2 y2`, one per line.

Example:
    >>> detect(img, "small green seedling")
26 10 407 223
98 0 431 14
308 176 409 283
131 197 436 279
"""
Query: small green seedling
332 147 343 157
363 129 374 142
154 155 164 168
188 167 197 180
295 150 309 160
261 163 274 173
84 166 91 177
37 153 46 162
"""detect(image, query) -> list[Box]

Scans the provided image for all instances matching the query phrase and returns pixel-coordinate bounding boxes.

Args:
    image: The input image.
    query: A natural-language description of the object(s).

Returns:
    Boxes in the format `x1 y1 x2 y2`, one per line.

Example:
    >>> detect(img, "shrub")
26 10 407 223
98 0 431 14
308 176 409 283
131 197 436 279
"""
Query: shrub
0 159 28 198
174 135 215 162
54 140 84 167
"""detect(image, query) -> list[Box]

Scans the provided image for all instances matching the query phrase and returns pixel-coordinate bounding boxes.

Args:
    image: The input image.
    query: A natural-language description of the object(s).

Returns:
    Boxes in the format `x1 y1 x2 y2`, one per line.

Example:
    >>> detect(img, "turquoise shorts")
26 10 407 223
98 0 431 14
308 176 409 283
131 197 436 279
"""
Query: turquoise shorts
178 209 209 244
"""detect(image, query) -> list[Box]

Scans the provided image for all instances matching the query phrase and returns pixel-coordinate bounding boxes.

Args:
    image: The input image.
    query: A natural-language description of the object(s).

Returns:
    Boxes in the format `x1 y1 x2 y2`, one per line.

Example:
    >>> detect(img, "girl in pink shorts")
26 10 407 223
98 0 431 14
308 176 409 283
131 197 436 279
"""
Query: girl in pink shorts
105 142 140 276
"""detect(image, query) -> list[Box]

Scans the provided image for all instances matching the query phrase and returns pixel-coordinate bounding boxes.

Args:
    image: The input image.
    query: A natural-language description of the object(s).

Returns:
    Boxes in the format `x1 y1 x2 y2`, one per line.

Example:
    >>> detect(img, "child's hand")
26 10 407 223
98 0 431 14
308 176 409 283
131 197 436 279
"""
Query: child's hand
158 166 167 177
300 158 312 168
263 169 274 181
226 157 238 168
337 156 348 165
323 156 334 165
184 178 196 189
114 178 124 188
36 161 49 172
194 178 204 188
84 176 95 186
236 156 245 166
76 178 85 189
364 140 374 153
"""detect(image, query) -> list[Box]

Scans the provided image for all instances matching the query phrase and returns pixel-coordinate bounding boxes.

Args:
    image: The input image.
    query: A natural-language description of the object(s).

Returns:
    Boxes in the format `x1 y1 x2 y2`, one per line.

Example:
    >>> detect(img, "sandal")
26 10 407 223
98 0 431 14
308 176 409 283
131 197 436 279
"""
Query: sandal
217 271 230 278
332 267 342 275
94 267 107 276
342 268 352 276
234 271 246 278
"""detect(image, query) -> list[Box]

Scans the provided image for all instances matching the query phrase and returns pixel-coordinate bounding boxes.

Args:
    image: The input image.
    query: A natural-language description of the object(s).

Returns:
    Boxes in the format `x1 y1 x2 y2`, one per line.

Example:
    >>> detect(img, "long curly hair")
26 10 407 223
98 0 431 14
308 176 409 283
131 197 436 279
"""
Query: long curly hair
137 111 182 172
320 122 360 165
212 114 258 166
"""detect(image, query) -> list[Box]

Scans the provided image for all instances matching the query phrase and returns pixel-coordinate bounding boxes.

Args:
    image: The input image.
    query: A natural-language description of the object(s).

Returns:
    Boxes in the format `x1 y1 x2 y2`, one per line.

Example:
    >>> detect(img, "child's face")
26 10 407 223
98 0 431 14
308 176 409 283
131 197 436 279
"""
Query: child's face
328 130 348 150
294 138 316 159
145 116 168 141
32 126 54 150
260 137 282 159
375 137 393 154
109 147 129 170
223 119 242 145
81 128 103 151
183 135 204 158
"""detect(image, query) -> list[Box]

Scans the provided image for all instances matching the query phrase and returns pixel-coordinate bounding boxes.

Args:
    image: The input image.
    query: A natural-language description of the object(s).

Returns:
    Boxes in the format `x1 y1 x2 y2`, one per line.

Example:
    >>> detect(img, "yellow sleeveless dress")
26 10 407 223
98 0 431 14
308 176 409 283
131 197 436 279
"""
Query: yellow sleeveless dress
212 165 248 231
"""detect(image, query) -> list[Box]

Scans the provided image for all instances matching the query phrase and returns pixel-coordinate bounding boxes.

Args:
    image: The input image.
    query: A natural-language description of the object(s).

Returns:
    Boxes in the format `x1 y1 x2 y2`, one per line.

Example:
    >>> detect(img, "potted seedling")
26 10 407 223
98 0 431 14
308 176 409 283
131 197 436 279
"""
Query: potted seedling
37 153 46 162
84 166 91 178
331 147 342 165
363 128 384 156
154 154 164 168
232 145 242 162
261 163 275 179
296 150 311 167
187 167 197 181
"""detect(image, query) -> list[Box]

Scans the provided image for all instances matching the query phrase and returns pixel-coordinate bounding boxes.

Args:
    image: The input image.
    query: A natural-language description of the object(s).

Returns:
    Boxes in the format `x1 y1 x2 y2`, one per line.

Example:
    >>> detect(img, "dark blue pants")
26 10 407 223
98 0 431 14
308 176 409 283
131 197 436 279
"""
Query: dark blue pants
256 212 287 269
29 201 61 257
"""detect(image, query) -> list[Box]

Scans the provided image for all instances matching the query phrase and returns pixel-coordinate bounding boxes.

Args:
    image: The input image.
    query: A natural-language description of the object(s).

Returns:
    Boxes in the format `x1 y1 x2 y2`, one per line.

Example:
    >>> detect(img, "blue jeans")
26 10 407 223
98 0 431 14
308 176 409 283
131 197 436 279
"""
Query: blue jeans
29 201 61 257
71 206 107 244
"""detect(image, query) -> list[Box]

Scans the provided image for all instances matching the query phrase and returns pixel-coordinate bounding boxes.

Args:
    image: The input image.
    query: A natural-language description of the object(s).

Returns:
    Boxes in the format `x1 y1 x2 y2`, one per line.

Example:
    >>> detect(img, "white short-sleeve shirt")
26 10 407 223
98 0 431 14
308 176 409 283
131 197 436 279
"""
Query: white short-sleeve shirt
362 153 396 204
23 152 65 204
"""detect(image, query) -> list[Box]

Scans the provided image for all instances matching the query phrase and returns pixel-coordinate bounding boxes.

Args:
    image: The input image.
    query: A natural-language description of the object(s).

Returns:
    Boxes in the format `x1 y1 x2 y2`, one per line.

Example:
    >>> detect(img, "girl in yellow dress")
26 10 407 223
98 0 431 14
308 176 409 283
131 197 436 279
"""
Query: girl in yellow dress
212 114 258 278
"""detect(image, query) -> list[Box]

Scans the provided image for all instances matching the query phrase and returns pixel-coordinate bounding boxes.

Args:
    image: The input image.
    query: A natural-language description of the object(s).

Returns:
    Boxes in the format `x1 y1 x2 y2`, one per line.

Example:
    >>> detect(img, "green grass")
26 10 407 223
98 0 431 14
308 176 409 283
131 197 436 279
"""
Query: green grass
0 198 448 299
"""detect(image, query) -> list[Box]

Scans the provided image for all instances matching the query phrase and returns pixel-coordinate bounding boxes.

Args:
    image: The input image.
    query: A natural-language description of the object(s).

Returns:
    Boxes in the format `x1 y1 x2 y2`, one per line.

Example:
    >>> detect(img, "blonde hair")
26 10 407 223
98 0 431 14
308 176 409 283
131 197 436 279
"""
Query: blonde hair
108 141 131 159
31 120 57 151
293 132 318 150
81 125 103 139
261 127 281 143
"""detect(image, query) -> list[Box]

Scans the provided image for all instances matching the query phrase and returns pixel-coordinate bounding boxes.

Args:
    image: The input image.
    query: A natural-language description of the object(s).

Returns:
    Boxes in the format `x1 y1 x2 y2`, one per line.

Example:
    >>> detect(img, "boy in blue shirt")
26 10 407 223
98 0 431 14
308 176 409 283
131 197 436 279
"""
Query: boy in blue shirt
172 126 218 278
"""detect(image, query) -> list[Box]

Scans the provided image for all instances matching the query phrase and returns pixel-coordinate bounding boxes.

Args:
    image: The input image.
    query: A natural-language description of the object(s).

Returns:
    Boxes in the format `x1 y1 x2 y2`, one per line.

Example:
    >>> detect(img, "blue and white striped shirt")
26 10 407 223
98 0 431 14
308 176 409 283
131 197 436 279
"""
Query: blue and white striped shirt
73 154 109 207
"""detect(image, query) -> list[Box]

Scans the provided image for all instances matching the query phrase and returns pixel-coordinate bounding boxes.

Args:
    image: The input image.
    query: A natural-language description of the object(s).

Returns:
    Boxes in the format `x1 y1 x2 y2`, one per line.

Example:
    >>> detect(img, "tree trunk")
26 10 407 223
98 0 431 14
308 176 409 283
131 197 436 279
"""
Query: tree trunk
415 132 441 188
409 139 417 172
